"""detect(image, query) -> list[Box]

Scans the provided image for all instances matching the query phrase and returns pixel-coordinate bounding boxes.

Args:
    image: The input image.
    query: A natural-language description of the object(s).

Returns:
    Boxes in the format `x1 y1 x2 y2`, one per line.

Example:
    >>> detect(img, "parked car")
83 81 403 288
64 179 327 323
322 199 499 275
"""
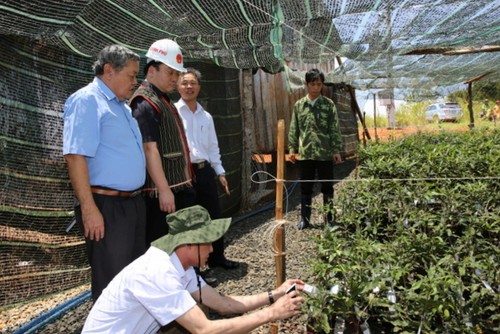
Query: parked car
425 102 463 122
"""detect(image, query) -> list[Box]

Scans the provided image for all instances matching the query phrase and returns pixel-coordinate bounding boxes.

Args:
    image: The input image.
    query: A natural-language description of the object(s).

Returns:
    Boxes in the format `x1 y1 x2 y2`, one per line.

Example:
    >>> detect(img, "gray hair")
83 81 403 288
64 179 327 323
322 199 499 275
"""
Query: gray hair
92 45 140 75
181 67 202 82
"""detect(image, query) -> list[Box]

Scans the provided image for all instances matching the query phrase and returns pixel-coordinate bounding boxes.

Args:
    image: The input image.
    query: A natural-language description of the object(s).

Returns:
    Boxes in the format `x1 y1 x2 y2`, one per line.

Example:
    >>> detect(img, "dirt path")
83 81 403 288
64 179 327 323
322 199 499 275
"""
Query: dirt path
359 125 470 142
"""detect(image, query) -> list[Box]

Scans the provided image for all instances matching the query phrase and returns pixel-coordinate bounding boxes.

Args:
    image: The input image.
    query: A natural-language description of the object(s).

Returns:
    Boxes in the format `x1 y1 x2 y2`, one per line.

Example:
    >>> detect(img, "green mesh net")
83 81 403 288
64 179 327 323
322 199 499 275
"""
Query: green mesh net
1 0 499 328
1 0 498 87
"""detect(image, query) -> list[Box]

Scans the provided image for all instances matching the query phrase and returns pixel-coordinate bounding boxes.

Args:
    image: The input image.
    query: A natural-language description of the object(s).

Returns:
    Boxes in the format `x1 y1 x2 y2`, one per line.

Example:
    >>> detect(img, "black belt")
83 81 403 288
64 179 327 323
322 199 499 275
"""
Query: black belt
91 187 141 197
191 160 209 170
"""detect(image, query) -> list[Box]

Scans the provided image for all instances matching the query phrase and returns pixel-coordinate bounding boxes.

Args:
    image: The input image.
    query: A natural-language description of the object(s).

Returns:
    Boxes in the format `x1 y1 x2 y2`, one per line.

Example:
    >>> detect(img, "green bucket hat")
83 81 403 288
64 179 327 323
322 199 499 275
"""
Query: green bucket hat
151 205 232 254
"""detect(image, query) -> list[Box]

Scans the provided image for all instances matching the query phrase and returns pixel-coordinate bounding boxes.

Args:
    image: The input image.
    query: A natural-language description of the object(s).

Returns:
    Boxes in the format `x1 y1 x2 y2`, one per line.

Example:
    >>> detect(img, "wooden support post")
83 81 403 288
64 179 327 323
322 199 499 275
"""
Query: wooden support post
464 71 493 130
241 69 255 205
275 119 286 283
347 86 371 140
467 82 475 129
271 119 286 334
373 93 379 141
336 56 371 141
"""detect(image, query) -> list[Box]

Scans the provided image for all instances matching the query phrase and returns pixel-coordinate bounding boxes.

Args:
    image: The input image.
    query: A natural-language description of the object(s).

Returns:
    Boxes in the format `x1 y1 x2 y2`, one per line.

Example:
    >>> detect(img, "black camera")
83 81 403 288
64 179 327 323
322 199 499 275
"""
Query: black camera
285 283 297 294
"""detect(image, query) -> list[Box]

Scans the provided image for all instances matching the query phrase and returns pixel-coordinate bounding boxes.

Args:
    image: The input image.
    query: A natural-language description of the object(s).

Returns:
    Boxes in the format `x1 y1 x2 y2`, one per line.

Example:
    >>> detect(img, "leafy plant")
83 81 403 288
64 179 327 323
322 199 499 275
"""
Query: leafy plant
362 114 388 128
447 82 500 103
395 102 428 126
307 130 499 333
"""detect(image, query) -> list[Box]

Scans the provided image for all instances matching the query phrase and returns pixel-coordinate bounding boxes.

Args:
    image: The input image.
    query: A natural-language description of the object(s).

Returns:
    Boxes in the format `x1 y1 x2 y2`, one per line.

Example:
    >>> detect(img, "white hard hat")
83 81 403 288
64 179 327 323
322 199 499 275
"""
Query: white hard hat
146 39 186 72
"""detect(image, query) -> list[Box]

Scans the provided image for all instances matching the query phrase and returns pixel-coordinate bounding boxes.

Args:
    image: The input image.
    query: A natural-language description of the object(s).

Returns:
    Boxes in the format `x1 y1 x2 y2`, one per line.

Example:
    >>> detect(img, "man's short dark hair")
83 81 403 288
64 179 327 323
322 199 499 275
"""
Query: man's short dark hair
144 60 162 76
305 68 325 84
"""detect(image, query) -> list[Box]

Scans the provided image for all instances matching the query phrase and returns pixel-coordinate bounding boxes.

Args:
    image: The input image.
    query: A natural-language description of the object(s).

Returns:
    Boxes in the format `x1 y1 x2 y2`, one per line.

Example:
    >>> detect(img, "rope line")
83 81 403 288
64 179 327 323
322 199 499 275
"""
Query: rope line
251 171 499 184
267 219 288 257
250 170 499 259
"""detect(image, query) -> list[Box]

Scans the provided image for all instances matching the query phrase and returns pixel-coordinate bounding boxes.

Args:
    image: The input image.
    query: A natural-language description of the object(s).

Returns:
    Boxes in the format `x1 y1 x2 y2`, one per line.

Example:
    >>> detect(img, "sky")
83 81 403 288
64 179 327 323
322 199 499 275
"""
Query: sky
356 90 404 117
355 83 469 117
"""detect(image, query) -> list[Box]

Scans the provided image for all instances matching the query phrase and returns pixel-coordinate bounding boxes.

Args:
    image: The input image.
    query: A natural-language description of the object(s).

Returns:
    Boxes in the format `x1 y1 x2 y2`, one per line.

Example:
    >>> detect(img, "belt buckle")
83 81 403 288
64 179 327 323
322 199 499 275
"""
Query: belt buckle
194 161 206 169
130 190 142 197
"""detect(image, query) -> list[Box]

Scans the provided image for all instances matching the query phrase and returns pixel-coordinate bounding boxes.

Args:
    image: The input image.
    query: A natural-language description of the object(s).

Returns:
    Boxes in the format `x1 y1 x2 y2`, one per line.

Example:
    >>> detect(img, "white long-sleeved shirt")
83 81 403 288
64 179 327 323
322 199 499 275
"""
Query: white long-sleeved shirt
175 99 225 176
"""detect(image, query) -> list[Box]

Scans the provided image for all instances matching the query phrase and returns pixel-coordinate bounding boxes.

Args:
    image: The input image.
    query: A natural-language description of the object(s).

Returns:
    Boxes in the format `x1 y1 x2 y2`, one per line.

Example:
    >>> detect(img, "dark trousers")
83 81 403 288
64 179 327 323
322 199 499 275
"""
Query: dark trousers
144 187 196 247
76 194 146 301
192 165 226 265
299 160 334 196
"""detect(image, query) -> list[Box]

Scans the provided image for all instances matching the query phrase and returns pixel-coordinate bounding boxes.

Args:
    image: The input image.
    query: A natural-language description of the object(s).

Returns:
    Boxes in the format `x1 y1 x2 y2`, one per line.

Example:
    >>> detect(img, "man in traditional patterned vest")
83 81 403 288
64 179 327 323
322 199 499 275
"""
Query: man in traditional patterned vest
130 39 196 247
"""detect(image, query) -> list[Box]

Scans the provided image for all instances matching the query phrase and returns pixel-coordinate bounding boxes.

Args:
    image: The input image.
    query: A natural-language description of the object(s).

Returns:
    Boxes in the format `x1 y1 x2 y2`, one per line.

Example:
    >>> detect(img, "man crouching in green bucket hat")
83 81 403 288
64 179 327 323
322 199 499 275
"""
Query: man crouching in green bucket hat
82 205 306 333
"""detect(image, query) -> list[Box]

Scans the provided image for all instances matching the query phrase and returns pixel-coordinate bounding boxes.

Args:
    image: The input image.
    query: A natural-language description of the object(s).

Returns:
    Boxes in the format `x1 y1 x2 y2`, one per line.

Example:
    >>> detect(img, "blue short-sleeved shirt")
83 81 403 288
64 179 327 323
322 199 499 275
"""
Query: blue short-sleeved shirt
63 77 146 191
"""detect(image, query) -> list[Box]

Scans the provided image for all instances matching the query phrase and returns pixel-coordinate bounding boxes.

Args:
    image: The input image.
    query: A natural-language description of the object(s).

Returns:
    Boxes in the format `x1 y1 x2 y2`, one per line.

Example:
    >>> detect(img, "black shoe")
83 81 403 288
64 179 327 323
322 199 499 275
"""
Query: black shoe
210 259 240 269
199 271 218 286
204 276 218 287
297 220 310 230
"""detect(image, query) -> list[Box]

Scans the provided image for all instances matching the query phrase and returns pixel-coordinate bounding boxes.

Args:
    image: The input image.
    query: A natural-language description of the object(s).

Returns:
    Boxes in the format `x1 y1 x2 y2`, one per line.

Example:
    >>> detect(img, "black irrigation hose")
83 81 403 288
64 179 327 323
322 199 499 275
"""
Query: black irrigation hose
14 182 299 333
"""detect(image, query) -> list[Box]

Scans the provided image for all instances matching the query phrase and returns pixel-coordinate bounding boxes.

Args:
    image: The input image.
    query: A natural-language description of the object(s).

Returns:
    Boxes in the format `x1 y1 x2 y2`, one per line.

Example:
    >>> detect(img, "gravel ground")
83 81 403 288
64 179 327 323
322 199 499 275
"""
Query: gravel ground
3 161 355 334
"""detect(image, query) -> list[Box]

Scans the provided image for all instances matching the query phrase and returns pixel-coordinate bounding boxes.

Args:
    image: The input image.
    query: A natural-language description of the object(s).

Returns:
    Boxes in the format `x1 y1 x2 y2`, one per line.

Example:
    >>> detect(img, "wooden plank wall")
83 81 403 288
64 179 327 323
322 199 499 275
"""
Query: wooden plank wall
248 60 358 156
252 68 298 152
325 84 359 157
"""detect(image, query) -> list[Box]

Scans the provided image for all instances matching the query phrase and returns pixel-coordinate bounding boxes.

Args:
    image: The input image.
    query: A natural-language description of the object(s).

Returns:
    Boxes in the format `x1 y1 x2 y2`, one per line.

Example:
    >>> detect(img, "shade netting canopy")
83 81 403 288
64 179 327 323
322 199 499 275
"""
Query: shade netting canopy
1 0 498 93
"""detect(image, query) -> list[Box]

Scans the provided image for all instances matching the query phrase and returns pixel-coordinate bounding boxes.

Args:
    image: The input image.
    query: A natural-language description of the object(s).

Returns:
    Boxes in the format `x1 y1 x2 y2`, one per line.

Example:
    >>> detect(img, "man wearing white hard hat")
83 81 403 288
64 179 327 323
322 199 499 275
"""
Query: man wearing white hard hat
131 39 196 248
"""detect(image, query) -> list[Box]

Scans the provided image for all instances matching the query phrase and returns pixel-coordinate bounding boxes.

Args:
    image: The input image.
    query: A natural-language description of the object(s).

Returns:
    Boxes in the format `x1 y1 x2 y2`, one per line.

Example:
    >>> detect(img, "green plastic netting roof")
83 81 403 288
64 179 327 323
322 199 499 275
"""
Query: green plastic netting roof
1 0 499 92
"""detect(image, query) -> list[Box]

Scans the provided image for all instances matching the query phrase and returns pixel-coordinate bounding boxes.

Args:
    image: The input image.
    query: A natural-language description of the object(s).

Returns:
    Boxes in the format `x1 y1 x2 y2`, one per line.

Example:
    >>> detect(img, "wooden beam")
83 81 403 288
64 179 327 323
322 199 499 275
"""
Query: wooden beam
443 45 500 55
404 47 453 55
404 45 500 56
464 71 494 84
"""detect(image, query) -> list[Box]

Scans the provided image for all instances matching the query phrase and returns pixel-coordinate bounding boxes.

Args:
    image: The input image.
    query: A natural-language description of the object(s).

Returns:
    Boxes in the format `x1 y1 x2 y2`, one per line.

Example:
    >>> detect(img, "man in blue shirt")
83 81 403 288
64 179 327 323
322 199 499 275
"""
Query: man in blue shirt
63 45 147 300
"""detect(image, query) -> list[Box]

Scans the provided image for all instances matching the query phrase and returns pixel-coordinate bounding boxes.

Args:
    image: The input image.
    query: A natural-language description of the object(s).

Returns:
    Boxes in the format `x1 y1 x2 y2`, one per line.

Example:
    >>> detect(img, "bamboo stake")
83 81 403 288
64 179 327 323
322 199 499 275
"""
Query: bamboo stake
271 119 286 334
275 119 286 281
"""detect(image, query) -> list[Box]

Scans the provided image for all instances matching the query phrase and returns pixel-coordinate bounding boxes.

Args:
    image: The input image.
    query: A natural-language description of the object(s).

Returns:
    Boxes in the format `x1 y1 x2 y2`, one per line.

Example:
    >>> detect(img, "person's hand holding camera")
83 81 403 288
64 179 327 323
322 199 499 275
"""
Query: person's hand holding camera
266 279 306 320
269 289 304 320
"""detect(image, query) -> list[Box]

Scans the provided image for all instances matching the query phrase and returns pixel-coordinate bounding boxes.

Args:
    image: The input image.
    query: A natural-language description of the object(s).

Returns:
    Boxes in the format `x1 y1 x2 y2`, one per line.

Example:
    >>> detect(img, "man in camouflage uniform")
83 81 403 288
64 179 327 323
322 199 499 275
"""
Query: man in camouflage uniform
288 68 343 230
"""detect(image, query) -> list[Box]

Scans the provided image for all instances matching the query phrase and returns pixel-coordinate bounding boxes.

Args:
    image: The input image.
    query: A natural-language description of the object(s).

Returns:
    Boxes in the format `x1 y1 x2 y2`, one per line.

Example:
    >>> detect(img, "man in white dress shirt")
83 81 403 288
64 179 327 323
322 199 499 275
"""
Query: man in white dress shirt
82 205 305 334
175 68 239 270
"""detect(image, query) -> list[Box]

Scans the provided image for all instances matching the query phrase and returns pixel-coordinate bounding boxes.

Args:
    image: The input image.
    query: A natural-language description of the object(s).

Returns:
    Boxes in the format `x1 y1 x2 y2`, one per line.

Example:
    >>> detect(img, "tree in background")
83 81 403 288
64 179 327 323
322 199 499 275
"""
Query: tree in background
447 81 500 102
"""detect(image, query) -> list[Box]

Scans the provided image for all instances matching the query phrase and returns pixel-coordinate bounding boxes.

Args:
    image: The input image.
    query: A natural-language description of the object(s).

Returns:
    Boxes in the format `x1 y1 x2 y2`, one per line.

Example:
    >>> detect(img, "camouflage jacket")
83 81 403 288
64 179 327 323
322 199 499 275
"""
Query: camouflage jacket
288 95 342 161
